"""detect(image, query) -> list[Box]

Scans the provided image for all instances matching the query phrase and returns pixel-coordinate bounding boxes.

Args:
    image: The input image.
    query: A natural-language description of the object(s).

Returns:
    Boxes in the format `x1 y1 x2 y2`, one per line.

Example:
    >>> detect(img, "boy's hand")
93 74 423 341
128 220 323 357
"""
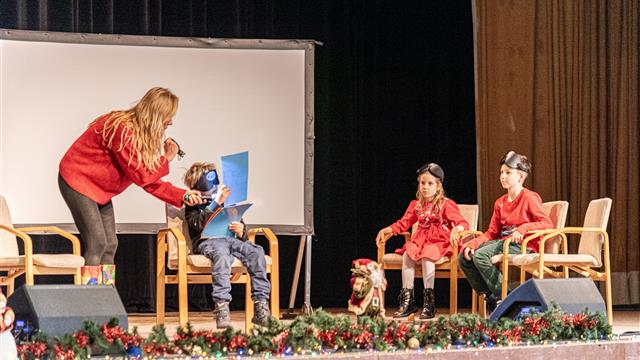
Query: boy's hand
463 247 475 261
229 221 244 238
214 185 231 205
183 190 204 206
511 230 523 244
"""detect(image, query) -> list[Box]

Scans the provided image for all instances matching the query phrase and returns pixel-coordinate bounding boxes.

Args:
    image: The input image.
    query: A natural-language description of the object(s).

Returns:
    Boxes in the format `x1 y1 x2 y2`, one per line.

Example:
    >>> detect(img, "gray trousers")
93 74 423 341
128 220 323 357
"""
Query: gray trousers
196 237 270 303
58 174 118 265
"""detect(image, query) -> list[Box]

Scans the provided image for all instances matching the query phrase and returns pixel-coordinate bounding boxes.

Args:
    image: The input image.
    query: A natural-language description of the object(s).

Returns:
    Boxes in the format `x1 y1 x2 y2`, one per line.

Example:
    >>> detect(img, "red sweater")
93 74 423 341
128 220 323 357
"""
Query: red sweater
59 115 186 207
463 188 552 252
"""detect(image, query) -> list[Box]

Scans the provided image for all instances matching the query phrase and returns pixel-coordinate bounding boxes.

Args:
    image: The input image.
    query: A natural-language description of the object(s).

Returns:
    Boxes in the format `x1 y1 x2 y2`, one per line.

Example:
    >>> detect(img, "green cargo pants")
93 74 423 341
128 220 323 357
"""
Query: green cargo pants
458 239 530 297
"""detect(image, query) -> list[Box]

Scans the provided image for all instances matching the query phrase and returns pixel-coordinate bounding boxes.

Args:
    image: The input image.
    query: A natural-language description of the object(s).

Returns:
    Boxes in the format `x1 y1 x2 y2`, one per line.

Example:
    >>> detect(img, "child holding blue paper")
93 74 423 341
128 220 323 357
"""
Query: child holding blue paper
183 162 271 328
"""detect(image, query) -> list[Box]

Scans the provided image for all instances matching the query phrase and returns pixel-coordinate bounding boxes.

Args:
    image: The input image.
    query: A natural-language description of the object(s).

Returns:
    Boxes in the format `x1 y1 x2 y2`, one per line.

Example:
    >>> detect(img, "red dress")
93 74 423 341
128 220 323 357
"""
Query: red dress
462 188 552 253
390 199 469 262
59 114 186 207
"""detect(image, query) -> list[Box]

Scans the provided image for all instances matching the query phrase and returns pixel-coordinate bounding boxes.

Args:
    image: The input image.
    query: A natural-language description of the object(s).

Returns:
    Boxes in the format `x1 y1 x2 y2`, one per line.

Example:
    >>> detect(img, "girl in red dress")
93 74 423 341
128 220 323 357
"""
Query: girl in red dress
376 163 469 319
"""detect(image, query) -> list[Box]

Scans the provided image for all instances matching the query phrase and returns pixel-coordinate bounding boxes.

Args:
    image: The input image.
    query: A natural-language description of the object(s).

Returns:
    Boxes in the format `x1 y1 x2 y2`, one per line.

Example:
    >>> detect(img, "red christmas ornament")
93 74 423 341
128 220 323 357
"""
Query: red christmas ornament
74 331 89 348
395 323 409 340
319 330 336 348
228 335 247 351
354 330 372 347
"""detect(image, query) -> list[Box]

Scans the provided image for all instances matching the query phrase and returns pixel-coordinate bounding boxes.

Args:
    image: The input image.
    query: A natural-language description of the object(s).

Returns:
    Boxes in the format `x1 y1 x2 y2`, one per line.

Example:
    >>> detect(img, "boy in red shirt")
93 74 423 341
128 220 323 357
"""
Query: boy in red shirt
458 151 552 312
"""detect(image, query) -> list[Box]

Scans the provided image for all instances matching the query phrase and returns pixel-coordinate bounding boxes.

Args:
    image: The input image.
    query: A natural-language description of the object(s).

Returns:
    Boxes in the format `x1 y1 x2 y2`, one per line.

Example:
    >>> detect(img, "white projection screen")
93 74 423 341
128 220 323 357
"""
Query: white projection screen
0 29 315 235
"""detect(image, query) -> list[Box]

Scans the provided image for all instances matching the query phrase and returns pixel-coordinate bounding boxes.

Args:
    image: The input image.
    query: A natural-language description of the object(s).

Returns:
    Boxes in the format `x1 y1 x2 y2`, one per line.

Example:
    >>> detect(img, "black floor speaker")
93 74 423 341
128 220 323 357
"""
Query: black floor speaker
7 285 128 338
489 278 606 322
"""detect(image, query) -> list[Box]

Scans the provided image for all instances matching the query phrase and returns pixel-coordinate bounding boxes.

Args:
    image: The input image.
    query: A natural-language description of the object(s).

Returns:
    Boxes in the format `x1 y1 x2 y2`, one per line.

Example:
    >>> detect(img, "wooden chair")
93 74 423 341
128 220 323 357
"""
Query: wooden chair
377 204 480 314
0 195 84 295
511 198 613 325
490 201 570 299
156 204 280 332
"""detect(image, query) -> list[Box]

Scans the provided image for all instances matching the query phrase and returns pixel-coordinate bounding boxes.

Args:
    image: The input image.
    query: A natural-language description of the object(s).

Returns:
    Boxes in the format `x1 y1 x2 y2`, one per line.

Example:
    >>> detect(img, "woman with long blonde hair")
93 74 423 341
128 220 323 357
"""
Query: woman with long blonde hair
59 87 204 285
375 163 469 320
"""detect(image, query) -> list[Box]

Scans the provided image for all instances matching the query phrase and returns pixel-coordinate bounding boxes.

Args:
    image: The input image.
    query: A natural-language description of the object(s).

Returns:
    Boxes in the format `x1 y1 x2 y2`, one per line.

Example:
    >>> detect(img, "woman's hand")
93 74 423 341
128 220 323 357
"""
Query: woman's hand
229 221 245 238
450 225 464 245
183 190 205 206
376 227 392 247
164 138 179 162
463 246 475 261
214 185 231 205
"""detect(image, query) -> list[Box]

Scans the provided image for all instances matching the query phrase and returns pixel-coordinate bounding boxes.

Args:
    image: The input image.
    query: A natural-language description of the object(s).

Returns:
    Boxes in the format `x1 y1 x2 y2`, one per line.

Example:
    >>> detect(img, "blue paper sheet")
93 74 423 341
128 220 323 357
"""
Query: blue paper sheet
201 203 253 239
221 151 248 206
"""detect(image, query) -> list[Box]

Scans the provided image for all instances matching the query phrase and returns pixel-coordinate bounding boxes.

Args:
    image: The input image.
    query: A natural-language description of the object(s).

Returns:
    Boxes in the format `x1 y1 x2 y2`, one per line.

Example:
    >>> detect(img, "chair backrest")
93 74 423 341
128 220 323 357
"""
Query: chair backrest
458 204 479 231
578 198 612 267
541 200 569 254
410 203 479 233
0 195 19 257
165 204 194 262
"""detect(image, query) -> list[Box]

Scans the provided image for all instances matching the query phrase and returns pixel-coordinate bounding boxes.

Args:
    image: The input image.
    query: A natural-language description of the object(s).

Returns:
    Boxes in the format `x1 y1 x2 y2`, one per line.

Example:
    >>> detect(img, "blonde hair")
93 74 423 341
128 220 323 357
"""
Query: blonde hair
183 162 216 189
416 174 447 213
93 87 179 172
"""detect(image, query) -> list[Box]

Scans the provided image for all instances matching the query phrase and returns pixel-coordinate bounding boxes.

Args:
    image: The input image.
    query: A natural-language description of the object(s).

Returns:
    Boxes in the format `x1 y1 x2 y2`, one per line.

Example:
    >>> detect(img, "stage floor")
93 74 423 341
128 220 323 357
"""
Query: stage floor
129 308 640 337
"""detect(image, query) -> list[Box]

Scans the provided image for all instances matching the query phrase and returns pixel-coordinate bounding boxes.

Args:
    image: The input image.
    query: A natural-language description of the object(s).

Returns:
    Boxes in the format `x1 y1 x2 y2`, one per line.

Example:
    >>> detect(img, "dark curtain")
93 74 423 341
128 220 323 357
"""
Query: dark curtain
0 1 476 309
474 0 639 304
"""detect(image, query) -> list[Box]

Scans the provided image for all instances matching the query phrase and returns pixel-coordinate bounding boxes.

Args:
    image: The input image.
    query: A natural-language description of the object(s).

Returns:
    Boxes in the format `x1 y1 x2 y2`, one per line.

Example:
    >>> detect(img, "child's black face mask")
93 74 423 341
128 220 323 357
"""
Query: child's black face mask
194 169 220 192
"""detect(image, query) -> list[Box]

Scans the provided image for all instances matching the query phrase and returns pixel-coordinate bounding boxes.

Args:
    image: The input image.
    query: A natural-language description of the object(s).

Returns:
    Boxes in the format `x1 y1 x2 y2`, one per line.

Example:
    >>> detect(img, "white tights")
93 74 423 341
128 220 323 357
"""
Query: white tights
401 252 435 289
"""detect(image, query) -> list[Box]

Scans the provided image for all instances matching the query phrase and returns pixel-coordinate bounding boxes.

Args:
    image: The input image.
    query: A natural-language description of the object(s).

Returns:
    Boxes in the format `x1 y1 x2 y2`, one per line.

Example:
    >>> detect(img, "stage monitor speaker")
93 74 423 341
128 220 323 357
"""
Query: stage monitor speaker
490 278 606 322
7 285 128 338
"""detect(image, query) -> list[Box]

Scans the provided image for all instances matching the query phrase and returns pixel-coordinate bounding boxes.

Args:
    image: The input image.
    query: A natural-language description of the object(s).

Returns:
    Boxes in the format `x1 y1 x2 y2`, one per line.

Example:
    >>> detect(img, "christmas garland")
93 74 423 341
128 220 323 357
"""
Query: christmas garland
16 306 612 359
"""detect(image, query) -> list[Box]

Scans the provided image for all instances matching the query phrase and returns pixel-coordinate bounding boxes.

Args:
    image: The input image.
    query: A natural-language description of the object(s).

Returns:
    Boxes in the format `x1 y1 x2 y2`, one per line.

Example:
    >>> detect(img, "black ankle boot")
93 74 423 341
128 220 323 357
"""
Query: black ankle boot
419 288 436 319
393 288 418 318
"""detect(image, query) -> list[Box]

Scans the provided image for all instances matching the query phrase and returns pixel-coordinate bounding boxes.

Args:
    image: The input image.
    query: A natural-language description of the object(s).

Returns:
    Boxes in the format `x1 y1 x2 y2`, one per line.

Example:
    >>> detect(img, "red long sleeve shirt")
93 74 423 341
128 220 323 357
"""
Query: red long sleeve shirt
59 115 186 207
463 188 552 252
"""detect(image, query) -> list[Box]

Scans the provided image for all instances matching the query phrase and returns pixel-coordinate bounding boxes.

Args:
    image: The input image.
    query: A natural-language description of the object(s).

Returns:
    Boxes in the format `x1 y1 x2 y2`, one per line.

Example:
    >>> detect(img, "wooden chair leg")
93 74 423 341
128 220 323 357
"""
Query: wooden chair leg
471 289 477 314
74 268 82 285
178 270 189 328
270 269 280 320
245 279 253 333
156 262 166 325
501 261 509 299
478 296 486 318
7 278 15 296
449 271 458 314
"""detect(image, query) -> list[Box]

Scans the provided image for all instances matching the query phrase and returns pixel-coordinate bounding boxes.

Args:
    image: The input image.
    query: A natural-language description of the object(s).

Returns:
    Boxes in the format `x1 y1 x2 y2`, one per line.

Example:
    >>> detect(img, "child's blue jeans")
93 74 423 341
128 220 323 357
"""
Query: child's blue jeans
196 237 270 303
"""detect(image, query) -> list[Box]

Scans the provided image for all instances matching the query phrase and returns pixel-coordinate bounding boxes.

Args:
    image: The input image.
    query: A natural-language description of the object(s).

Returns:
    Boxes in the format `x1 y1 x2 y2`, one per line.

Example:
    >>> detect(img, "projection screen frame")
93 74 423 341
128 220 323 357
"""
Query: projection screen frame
0 28 316 235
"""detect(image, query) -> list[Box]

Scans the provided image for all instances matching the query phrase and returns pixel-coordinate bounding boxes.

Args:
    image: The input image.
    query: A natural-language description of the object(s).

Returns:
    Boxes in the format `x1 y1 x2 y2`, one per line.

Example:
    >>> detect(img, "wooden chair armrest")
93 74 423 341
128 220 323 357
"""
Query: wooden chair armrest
451 230 482 255
535 227 607 255
519 228 562 254
376 231 410 262
248 227 280 258
157 227 189 268
17 226 81 256
0 224 34 256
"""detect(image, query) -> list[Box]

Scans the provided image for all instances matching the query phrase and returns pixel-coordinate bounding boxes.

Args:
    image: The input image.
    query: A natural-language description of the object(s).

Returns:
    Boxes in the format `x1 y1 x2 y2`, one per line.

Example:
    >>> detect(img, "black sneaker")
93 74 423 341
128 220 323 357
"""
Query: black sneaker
485 293 501 313
252 299 271 326
213 301 231 328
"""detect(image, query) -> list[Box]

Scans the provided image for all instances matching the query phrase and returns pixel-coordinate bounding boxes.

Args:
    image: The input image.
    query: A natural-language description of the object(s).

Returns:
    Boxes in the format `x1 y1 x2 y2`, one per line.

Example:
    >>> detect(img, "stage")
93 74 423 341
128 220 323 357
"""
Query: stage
123 308 640 359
